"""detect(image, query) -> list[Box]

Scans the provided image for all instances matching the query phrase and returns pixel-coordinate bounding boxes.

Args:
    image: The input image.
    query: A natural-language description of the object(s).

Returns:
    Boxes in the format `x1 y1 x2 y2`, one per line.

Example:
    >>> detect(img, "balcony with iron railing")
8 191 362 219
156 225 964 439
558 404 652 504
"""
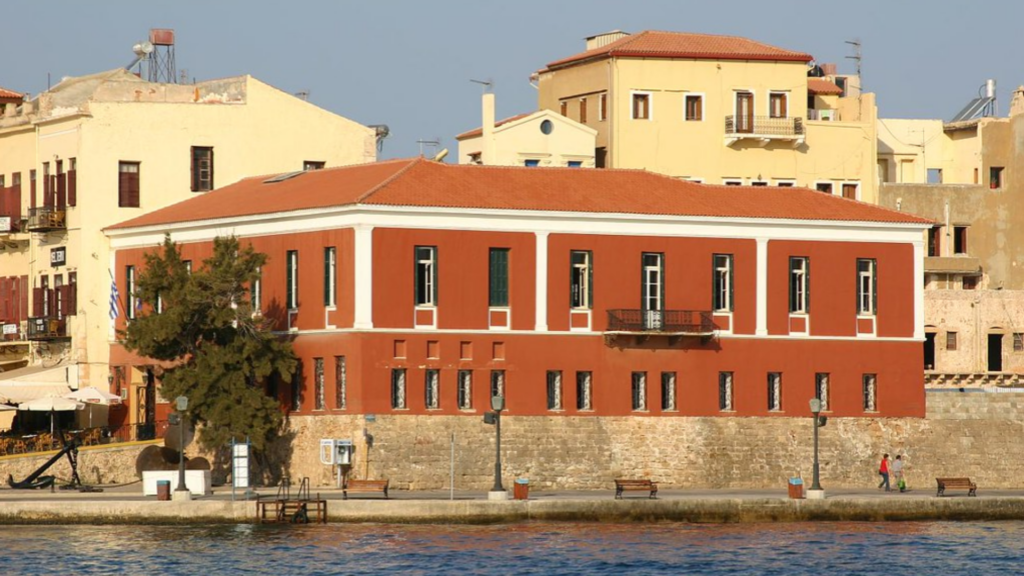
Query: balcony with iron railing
605 309 717 345
26 316 68 341
724 115 805 146
26 206 66 232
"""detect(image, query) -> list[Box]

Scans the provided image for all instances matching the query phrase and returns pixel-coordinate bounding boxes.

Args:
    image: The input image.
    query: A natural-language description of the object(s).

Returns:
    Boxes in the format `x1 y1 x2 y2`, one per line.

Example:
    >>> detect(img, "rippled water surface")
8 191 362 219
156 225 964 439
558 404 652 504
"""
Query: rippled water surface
1 521 1021 575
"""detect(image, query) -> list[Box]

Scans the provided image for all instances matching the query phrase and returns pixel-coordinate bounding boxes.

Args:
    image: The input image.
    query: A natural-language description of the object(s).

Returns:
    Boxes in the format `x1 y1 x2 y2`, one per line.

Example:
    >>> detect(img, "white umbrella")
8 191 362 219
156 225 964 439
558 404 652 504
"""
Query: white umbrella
65 387 122 405
19 396 84 437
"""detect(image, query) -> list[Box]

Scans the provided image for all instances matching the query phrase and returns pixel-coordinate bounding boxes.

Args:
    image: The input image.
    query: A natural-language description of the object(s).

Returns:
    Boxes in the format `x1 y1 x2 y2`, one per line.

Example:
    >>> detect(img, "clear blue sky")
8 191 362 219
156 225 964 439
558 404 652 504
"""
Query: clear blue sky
3 1 1011 159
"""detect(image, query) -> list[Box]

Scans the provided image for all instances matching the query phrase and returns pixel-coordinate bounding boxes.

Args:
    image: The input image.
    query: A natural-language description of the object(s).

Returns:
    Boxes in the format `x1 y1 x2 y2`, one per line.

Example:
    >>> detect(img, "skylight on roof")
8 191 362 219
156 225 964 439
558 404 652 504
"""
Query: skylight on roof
263 171 306 183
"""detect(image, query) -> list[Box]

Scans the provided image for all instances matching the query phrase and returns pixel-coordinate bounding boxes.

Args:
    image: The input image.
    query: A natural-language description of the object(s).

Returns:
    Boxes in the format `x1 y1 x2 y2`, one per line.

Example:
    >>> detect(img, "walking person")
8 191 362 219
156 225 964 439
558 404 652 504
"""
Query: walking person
877 453 891 492
892 455 906 492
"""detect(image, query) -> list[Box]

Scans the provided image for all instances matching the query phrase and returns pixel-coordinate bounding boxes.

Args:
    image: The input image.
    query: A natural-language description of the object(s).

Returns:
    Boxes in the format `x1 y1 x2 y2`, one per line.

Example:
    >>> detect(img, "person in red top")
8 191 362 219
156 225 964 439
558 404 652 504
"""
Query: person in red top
878 453 891 492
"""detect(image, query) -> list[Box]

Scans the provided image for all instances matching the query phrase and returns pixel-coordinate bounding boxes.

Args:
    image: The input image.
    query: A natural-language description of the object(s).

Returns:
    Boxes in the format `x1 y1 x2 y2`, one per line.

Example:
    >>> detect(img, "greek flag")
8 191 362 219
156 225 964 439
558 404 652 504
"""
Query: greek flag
109 275 120 320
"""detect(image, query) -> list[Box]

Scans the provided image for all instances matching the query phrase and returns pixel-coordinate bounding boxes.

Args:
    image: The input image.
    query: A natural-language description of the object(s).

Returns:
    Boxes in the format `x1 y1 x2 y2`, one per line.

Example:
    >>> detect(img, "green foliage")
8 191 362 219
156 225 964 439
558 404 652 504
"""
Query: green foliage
123 235 295 451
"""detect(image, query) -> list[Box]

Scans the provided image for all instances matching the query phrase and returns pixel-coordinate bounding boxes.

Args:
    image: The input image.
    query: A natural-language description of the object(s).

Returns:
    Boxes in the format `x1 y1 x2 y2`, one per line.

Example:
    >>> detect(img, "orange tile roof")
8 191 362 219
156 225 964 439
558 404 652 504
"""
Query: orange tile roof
546 31 813 70
108 159 932 231
0 86 23 99
808 78 843 95
456 113 532 140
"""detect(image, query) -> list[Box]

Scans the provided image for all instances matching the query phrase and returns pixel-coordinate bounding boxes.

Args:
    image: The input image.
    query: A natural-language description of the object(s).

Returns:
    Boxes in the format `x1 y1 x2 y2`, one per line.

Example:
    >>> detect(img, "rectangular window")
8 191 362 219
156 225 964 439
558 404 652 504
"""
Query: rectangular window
457 370 473 410
490 370 505 402
789 257 809 314
632 93 650 120
560 101 568 116
391 368 407 409
947 331 958 351
184 261 192 274
815 373 830 412
191 146 214 192
769 92 788 118
415 246 437 306
953 226 968 255
286 250 299 310
928 227 942 257
631 372 647 411
335 355 346 409
661 372 677 411
990 166 1004 189
125 266 135 320
713 254 733 312
1015 333 1024 352
303 161 325 171
962 276 978 290
570 250 592 309
579 97 587 124
30 169 36 209
841 183 858 200
863 374 877 412
291 365 303 411
314 358 325 410
857 259 877 316
118 162 140 208
684 94 703 121
546 370 562 411
567 161 583 168
251 267 262 315
767 372 782 411
719 372 734 411
815 182 834 194
576 371 592 411
599 93 607 121
642 253 664 329
927 168 943 184
40 275 49 318
489 248 510 307
324 247 336 307
425 369 440 409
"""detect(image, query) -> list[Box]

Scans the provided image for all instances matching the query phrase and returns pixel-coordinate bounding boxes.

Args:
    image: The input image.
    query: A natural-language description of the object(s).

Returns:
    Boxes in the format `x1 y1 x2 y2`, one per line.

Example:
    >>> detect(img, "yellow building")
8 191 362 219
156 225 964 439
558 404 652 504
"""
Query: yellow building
456 93 597 167
537 30 878 201
0 69 376 408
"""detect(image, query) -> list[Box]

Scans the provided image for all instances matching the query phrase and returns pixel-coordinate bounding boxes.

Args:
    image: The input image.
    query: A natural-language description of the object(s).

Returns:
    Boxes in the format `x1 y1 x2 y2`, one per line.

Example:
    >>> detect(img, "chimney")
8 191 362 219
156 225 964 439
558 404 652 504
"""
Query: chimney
820 63 837 77
481 92 496 165
1010 86 1024 117
585 30 629 50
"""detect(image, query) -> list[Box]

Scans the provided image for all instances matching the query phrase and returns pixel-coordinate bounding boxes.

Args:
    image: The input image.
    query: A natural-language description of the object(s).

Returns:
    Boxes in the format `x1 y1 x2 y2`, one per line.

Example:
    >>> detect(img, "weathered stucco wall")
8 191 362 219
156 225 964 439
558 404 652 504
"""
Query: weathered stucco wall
924 289 1024 374
273 390 1024 491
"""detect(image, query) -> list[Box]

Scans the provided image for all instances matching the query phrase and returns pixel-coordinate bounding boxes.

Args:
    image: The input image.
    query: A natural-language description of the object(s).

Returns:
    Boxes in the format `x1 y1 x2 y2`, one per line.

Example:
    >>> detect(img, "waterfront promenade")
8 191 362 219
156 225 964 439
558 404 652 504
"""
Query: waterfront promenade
1 484 1024 524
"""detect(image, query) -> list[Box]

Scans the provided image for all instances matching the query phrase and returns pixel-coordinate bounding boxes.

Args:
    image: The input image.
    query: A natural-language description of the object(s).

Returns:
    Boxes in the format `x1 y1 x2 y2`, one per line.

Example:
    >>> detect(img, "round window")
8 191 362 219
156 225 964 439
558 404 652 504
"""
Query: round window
540 119 554 135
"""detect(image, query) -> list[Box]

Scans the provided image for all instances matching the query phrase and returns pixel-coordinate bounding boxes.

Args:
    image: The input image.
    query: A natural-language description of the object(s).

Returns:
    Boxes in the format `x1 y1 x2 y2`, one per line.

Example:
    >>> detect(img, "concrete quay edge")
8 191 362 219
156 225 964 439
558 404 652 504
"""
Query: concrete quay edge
2 496 1024 525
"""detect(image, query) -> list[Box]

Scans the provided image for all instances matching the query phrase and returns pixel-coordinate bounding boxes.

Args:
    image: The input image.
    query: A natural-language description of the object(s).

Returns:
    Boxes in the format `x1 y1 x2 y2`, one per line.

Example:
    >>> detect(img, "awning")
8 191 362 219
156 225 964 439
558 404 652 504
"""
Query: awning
0 384 73 404
0 363 76 403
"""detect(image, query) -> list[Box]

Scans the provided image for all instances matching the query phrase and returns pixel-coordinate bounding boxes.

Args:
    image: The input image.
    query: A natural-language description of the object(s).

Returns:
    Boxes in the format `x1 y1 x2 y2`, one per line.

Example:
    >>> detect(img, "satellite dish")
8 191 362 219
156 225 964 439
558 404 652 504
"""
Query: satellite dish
132 41 154 57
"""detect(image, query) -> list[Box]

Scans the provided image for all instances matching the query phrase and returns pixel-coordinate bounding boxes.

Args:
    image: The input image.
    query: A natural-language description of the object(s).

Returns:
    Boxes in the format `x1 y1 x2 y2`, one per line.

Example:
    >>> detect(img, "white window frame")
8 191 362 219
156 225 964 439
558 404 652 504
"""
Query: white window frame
576 371 593 411
840 181 861 201
425 369 440 410
415 246 436 307
661 372 677 411
713 254 732 312
790 257 809 314
681 177 704 184
251 266 261 316
126 266 135 320
814 181 836 195
863 374 877 412
722 178 744 186
719 371 734 412
631 91 653 121
732 88 756 129
768 91 789 119
768 372 782 412
749 180 769 186
286 251 298 310
457 370 473 411
857 259 877 317
324 246 337 308
631 371 647 412
774 179 796 187
570 250 591 309
683 92 705 122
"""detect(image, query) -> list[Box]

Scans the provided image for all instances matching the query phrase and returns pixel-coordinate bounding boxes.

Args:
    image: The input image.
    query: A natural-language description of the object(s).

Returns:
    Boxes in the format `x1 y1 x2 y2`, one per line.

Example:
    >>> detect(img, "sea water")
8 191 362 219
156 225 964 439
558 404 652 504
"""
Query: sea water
0 521 1018 575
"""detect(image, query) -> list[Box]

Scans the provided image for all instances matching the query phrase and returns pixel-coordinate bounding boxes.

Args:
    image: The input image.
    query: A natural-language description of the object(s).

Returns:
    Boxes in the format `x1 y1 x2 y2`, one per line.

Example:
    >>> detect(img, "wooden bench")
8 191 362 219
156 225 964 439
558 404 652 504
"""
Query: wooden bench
936 477 977 497
343 479 389 500
614 478 658 499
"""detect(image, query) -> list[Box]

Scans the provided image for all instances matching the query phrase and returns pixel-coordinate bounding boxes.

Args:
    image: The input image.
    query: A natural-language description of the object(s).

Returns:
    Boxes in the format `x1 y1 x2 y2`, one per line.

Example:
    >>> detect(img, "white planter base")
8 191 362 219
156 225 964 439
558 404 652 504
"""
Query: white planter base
806 489 826 500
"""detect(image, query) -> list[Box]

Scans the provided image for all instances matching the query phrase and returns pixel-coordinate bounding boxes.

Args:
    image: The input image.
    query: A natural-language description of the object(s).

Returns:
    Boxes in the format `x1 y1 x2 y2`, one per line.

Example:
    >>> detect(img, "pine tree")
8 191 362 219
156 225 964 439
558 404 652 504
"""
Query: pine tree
123 235 296 451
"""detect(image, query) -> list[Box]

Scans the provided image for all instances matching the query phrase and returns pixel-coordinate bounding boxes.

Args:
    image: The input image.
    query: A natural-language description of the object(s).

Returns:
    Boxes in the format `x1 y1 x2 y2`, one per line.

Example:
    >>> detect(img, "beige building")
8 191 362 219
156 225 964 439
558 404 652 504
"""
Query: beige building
456 93 597 167
536 30 878 201
0 69 376 412
878 86 1024 383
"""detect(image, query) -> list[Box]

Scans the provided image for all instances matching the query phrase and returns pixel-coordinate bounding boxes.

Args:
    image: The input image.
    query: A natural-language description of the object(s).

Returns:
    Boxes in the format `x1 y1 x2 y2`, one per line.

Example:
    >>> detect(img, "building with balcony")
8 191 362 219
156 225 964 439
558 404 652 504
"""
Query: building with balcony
878 85 1024 384
0 68 377 422
106 159 929 429
536 30 878 201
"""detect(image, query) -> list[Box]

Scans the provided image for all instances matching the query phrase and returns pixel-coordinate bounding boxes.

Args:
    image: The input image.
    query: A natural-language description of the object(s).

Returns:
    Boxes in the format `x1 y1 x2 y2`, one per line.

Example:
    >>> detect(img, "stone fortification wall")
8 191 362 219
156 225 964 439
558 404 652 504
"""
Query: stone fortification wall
0 442 154 486
277 390 1024 491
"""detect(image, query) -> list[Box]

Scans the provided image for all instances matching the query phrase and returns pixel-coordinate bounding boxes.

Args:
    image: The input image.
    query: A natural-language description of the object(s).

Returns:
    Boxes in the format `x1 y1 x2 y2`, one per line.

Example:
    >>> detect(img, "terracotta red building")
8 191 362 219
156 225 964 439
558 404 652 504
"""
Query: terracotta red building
106 158 931 424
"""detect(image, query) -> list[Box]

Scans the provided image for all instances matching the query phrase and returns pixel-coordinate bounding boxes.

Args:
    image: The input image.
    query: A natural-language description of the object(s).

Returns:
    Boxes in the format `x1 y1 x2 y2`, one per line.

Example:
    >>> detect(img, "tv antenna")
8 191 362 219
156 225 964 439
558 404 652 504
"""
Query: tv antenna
417 138 441 157
470 78 493 94
844 39 862 81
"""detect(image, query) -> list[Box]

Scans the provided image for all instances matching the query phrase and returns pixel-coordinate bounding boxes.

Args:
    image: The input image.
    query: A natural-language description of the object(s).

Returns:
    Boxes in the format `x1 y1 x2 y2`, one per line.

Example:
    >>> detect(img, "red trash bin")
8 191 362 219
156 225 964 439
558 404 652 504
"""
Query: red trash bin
513 478 529 500
157 480 172 501
788 478 804 499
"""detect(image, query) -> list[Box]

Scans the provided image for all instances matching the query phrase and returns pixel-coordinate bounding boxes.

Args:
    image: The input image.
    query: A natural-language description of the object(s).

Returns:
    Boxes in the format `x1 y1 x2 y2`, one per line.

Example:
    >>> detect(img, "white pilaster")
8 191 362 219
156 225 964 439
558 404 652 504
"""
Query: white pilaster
353 225 374 329
913 240 924 339
756 237 768 336
535 231 549 331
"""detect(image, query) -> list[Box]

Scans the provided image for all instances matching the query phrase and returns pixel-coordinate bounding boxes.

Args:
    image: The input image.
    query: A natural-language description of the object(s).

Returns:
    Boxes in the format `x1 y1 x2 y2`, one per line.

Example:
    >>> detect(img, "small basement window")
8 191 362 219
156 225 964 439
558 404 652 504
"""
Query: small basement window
990 166 1004 189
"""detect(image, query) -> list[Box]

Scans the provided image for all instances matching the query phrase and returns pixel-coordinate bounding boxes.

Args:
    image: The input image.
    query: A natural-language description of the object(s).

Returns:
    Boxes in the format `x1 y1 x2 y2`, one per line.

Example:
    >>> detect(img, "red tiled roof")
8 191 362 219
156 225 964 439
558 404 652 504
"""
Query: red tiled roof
0 86 23 100
808 78 843 95
108 159 932 231
546 31 813 70
456 113 532 140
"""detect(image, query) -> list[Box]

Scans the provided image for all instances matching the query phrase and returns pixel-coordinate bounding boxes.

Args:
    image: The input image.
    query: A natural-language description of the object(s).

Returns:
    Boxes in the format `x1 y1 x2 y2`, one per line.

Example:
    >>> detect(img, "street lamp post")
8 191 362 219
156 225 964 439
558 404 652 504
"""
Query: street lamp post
808 398 826 498
483 394 507 499
174 396 189 495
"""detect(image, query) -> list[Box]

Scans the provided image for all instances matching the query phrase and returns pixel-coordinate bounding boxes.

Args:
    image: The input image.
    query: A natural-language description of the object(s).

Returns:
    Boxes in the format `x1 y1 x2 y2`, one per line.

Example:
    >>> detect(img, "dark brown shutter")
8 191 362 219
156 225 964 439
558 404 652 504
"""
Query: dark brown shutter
208 148 214 190
32 287 43 317
18 276 27 323
67 169 77 207
29 171 36 210
189 147 197 191
56 173 66 209
67 273 77 316
130 171 140 207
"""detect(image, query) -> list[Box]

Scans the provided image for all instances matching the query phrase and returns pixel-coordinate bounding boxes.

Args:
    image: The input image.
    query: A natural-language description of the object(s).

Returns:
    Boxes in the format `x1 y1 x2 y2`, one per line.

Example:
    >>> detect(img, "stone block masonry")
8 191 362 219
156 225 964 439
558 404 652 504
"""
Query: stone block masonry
276 390 1024 490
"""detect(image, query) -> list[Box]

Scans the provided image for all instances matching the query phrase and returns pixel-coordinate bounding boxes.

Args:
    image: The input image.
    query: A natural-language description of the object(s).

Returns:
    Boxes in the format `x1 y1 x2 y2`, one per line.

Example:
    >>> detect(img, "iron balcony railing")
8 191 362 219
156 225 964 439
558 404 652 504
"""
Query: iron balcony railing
725 115 804 138
606 309 716 335
26 316 67 341
26 206 66 232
